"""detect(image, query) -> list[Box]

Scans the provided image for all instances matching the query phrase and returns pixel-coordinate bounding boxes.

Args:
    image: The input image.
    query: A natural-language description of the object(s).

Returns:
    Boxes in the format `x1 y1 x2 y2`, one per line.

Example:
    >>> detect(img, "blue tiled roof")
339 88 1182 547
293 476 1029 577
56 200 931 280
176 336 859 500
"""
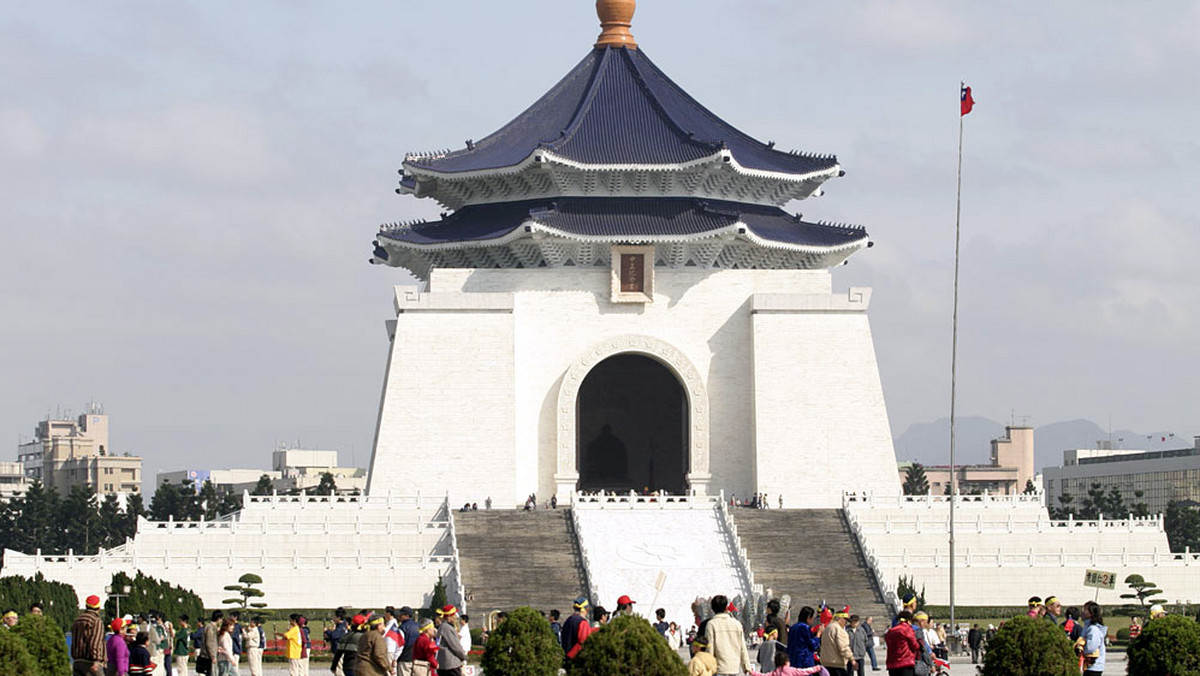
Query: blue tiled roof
405 48 837 176
379 198 864 249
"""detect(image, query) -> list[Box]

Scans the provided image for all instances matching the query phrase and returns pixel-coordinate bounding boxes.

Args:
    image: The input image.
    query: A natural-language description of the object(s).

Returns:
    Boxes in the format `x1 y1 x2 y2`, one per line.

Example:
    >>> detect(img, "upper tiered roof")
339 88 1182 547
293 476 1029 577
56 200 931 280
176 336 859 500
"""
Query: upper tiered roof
373 1 870 278
402 46 838 178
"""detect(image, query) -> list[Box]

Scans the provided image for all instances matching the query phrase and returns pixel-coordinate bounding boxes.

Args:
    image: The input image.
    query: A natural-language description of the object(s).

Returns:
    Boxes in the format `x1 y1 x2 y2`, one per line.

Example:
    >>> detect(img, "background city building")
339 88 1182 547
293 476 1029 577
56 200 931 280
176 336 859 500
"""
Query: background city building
1042 437 1200 515
15 405 142 497
899 425 1035 495
157 446 366 495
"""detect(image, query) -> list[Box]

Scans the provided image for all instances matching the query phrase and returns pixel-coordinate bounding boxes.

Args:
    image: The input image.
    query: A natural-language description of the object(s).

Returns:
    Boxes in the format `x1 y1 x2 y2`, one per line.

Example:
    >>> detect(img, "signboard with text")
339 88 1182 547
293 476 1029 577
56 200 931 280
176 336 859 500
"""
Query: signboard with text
1083 569 1116 590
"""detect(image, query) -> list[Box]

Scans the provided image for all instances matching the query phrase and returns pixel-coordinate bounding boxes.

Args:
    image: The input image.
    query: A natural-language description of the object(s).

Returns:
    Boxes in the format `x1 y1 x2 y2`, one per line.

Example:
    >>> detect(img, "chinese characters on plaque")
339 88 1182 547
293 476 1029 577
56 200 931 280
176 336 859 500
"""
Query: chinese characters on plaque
620 253 645 293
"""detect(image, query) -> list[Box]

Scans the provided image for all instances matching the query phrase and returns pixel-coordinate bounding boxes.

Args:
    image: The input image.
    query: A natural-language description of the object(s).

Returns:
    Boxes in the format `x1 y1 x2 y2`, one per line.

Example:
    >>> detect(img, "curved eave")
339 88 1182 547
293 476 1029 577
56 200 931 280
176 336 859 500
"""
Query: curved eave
376 218 867 255
403 149 839 187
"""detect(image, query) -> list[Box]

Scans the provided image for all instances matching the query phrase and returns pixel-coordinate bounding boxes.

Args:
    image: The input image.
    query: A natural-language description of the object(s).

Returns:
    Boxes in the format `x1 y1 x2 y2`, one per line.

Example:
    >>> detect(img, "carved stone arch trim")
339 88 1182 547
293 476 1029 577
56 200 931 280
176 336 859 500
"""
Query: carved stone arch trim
554 335 711 499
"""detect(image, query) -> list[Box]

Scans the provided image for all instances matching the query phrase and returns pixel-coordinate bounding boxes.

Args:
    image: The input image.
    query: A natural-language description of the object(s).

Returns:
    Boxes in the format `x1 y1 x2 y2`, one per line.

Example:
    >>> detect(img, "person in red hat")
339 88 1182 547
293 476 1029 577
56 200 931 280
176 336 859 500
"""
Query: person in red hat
72 595 108 675
107 618 131 676
616 595 637 618
434 605 467 676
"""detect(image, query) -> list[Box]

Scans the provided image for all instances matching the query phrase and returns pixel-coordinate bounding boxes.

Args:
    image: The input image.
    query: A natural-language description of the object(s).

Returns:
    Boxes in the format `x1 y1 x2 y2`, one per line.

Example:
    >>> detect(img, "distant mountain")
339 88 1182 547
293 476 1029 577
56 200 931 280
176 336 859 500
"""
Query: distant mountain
894 418 1182 471
893 416 1004 467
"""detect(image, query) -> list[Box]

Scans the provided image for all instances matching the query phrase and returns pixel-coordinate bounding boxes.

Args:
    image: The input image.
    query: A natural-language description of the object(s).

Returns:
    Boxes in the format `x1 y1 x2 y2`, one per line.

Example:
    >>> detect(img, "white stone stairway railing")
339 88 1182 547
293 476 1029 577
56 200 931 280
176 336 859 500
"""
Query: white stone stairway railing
843 505 899 615
445 498 467 611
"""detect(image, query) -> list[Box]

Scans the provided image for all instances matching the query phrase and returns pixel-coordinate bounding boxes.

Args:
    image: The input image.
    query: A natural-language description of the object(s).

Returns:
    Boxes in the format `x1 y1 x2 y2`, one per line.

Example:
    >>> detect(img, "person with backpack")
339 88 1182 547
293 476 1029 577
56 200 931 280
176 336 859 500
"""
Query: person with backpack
338 615 367 676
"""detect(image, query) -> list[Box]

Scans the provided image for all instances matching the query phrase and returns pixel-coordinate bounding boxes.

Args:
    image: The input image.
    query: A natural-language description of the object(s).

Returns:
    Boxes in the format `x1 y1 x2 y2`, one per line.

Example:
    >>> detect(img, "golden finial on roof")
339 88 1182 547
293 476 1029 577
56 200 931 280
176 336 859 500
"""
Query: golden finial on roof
595 0 638 50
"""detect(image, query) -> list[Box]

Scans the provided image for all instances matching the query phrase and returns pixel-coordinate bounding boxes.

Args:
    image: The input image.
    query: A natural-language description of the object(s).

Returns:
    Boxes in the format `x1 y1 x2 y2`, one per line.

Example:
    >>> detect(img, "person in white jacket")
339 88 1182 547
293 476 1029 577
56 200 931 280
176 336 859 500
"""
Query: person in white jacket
243 617 264 676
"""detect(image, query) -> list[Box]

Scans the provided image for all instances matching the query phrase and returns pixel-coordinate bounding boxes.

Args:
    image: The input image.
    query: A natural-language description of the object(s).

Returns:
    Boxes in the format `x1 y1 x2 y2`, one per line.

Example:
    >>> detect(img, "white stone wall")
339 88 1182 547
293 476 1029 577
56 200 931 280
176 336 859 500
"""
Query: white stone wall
367 287 516 504
845 494 1200 606
0 495 457 609
368 268 900 508
751 289 901 507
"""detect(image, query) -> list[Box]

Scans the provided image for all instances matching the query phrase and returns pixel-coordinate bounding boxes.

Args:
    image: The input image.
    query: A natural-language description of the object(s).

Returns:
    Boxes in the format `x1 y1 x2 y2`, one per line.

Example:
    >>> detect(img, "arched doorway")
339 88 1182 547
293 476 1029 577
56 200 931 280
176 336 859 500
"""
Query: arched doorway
576 354 688 493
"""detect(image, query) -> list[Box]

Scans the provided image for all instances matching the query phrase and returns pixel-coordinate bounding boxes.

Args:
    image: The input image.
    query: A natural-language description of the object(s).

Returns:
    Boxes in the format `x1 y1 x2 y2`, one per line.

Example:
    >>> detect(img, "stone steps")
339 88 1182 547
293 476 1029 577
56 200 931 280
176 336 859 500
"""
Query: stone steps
454 509 589 615
733 509 891 621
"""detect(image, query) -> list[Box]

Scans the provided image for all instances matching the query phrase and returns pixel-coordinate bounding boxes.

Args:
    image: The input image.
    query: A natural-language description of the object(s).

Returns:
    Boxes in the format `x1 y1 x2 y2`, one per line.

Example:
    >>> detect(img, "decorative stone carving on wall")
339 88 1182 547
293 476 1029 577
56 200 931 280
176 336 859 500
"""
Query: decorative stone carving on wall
555 335 711 497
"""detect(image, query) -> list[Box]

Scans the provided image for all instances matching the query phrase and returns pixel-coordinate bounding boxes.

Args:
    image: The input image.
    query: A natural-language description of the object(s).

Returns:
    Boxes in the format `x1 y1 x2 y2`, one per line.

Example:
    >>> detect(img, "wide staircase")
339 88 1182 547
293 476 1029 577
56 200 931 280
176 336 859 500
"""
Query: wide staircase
733 509 891 621
454 509 589 614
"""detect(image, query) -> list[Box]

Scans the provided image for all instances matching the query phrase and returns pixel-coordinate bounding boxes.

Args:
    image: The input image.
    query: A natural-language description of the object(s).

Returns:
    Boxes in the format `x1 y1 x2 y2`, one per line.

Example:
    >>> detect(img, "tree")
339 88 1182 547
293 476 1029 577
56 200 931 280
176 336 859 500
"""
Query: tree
197 481 221 520
14 481 63 553
60 484 101 553
1165 501 1200 552
897 575 925 610
251 474 275 496
902 464 929 496
1122 574 1167 613
567 614 686 676
314 472 337 496
123 491 146 540
1050 492 1075 520
97 493 126 549
222 572 268 610
979 615 1077 676
149 480 186 521
1126 614 1200 676
0 574 81 631
12 612 70 676
0 628 38 676
104 571 205 624
481 606 563 676
1023 479 1037 494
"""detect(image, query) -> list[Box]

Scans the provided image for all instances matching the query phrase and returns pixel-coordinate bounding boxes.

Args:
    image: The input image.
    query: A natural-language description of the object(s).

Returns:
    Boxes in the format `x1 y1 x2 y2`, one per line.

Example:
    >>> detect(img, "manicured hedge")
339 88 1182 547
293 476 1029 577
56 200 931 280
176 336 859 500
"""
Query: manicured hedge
0 573 78 631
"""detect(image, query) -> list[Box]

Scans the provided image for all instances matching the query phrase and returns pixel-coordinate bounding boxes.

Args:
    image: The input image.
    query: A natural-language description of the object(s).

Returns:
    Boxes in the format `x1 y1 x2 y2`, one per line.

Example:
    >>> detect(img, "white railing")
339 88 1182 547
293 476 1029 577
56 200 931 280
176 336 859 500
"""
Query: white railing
3 547 455 571
869 547 1200 569
445 495 467 612
572 491 720 509
844 491 1046 509
715 490 763 599
141 515 448 536
843 506 899 614
240 490 443 510
569 505 601 605
848 513 1164 535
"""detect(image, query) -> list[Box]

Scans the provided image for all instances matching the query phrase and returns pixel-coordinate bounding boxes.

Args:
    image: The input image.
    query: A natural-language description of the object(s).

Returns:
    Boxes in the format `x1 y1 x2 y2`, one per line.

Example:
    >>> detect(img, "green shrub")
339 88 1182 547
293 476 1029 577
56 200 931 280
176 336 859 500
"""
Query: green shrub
104 571 204 625
481 606 562 676
567 615 686 676
980 615 1077 676
1126 615 1200 676
0 573 79 630
1115 626 1131 642
12 613 70 676
0 627 39 676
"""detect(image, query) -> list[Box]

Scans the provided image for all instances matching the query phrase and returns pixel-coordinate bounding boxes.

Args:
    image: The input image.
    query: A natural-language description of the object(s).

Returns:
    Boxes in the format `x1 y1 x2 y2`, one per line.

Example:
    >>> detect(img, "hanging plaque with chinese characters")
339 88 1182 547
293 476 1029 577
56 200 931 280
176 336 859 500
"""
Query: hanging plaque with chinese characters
610 245 654 303
620 253 645 293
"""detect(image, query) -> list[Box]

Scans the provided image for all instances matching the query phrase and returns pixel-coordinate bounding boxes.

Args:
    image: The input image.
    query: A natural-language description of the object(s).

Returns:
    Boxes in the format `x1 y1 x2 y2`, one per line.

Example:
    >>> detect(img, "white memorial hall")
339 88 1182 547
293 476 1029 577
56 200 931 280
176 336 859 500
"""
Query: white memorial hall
5 2 1198 620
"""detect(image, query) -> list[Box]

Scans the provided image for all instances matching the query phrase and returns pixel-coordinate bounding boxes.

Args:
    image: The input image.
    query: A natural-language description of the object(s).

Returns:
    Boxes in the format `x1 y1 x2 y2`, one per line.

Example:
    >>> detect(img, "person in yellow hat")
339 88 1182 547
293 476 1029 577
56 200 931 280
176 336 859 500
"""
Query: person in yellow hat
356 616 391 676
1 609 18 629
434 605 468 675
688 635 717 676
818 608 855 676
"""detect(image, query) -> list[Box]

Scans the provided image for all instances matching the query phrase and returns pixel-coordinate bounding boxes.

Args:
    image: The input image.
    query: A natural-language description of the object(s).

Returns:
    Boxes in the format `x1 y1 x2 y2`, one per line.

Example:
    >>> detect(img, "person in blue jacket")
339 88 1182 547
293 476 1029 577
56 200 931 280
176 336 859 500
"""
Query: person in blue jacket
787 606 821 668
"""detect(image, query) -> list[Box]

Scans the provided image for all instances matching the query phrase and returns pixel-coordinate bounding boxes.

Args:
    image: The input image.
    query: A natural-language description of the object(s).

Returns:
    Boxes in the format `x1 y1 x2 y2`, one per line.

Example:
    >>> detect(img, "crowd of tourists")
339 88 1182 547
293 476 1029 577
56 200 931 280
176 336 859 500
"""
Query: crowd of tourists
67 594 473 676
60 585 1147 676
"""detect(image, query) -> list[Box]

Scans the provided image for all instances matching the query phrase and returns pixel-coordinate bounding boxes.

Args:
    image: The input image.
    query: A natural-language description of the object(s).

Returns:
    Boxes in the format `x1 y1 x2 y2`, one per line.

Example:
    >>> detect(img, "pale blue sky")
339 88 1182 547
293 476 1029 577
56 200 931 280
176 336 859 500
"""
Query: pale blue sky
2 1 1197 490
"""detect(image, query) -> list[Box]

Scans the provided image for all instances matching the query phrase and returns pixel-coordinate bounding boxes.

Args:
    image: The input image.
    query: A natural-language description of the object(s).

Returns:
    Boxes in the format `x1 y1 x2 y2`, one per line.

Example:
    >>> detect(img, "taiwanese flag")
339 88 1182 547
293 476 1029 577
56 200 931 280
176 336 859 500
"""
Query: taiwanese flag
961 85 975 116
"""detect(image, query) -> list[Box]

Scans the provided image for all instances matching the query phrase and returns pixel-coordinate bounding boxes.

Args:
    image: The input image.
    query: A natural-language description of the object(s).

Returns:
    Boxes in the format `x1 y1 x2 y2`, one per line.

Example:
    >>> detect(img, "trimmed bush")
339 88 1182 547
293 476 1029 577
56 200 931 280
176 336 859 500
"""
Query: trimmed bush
481 606 562 676
1126 615 1200 676
567 615 686 676
0 627 39 676
0 573 79 631
104 571 204 625
12 612 70 676
980 615 1077 676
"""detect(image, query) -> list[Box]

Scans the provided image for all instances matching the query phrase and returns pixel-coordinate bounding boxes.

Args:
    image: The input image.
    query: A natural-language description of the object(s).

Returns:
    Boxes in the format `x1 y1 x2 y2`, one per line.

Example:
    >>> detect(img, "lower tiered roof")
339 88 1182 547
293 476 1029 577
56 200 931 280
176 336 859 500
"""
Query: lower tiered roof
372 197 868 279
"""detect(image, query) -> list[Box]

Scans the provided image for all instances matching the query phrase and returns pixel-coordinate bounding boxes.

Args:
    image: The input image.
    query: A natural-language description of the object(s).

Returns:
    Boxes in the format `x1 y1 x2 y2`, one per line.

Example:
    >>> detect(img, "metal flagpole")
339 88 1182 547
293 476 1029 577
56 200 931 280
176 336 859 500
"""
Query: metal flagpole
949 81 967 637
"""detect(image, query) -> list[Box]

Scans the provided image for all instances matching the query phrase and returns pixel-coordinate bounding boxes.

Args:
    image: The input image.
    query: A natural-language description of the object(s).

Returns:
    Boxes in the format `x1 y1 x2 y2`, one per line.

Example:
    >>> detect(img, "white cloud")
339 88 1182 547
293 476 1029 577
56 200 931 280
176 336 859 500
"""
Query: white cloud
0 108 47 161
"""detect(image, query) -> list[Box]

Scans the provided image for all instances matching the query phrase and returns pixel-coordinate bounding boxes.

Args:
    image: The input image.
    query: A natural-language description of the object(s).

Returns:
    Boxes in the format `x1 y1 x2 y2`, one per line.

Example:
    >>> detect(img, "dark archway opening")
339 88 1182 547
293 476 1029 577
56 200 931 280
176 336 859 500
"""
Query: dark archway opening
577 354 688 493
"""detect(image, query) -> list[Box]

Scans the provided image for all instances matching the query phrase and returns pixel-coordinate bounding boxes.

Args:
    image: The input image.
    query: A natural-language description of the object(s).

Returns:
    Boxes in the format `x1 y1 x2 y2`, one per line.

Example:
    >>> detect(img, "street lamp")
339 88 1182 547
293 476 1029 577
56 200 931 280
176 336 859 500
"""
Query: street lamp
105 585 132 618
